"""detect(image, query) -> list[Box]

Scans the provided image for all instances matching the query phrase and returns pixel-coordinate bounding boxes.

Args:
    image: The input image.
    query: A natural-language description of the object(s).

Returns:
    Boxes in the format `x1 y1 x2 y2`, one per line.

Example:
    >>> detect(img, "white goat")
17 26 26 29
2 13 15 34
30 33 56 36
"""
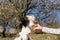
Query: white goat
14 26 31 40
14 15 35 40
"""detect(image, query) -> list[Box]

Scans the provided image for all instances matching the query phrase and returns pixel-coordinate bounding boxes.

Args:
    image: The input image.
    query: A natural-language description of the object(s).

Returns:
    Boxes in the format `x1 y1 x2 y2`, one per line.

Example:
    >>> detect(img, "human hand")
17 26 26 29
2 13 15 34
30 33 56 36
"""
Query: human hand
32 24 42 31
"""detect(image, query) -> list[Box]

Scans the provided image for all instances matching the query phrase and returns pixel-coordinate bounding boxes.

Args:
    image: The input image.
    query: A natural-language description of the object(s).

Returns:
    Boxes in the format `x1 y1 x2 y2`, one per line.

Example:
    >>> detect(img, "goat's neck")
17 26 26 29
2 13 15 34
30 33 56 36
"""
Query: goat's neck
20 26 31 35
21 26 25 31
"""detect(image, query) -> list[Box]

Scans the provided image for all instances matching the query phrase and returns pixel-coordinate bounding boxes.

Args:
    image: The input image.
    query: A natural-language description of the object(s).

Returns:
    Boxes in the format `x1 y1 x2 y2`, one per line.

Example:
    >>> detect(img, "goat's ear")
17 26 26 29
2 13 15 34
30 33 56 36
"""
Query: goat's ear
22 12 26 17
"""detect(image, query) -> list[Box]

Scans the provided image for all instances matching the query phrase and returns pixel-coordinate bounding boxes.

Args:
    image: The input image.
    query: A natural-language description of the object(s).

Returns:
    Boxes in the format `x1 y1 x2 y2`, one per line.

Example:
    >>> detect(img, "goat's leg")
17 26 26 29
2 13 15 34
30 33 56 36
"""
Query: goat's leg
28 35 32 40
14 36 22 40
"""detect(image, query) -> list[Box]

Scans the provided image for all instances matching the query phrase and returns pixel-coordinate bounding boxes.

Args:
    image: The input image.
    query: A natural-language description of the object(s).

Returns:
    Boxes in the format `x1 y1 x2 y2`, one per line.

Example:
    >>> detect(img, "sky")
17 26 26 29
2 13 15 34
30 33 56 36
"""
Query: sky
27 8 60 23
56 10 60 22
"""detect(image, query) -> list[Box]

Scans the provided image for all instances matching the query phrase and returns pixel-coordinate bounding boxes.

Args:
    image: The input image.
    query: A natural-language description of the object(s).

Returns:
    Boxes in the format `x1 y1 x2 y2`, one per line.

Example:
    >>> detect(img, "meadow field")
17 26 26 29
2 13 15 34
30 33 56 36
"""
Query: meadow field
0 33 60 40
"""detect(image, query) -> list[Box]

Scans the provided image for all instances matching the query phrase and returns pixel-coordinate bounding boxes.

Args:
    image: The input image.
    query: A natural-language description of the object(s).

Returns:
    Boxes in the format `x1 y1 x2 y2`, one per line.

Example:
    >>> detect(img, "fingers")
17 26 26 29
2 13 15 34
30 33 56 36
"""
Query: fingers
32 24 42 30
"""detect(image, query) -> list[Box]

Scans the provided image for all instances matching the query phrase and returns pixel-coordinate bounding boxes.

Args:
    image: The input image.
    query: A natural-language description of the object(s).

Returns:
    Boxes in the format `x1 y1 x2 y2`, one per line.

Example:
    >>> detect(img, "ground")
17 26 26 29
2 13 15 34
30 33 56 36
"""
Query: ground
0 33 60 40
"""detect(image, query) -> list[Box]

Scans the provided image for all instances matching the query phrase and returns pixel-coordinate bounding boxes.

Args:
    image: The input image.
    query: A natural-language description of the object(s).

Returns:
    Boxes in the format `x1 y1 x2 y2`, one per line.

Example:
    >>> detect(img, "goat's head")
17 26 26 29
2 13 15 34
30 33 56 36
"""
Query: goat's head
20 15 35 27
26 15 35 22
20 16 29 27
15 15 35 40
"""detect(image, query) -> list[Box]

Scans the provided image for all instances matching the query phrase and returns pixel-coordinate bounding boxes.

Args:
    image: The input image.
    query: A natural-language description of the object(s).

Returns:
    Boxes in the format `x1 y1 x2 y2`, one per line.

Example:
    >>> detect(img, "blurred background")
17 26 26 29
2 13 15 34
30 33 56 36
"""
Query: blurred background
0 0 60 40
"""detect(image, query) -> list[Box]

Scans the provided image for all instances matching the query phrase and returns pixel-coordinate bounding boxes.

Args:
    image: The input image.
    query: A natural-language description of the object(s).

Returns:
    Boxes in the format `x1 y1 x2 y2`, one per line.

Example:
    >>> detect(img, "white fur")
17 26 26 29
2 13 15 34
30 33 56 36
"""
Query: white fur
26 15 35 22
26 15 35 29
14 26 31 40
14 15 35 40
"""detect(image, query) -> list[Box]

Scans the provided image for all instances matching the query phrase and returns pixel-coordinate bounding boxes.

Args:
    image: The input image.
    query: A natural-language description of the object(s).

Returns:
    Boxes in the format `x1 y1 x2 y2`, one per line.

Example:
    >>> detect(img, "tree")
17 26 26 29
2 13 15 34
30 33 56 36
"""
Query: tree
0 0 34 37
0 0 60 35
0 0 34 27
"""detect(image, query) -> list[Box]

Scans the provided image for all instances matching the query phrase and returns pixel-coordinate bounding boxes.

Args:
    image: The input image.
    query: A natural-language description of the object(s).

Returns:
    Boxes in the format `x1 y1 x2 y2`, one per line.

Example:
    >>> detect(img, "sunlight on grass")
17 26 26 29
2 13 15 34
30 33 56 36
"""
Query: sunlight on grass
0 33 60 40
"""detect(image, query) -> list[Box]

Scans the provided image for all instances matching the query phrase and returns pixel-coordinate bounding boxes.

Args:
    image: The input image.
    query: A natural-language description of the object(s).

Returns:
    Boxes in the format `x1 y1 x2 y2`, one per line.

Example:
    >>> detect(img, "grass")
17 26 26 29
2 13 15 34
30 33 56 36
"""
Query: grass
0 33 60 40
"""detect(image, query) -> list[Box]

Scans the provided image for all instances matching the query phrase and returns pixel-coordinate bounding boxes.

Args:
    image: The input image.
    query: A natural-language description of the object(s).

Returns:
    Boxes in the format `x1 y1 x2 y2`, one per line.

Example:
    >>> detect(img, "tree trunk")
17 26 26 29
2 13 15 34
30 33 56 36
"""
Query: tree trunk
2 27 6 37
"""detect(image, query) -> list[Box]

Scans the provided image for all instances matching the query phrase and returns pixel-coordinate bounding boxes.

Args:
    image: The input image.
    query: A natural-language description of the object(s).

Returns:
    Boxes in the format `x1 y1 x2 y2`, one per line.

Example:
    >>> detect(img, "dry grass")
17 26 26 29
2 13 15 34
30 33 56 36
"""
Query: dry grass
0 33 60 40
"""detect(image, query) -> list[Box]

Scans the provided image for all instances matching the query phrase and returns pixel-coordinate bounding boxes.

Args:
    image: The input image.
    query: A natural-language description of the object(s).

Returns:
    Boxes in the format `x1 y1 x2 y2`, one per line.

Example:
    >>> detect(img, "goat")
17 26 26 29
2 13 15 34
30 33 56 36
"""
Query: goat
14 15 35 40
